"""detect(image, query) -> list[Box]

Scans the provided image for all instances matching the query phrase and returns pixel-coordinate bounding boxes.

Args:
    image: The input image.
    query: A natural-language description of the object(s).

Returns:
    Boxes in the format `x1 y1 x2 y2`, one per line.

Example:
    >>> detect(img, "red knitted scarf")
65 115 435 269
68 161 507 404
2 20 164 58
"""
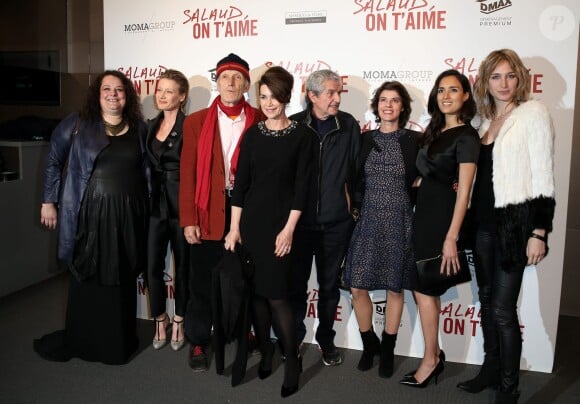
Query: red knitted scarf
195 96 255 232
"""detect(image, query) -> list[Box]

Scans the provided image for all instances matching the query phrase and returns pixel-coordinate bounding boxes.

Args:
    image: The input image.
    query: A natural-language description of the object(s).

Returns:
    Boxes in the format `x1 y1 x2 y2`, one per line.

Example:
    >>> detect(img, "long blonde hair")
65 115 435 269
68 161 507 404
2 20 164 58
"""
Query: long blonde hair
474 49 530 119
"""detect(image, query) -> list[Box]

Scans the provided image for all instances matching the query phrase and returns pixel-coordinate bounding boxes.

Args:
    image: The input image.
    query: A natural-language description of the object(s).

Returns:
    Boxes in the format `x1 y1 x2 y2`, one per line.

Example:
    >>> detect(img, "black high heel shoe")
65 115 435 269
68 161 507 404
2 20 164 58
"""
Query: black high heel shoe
280 355 303 398
399 360 444 388
258 342 275 380
402 350 446 379
400 350 446 388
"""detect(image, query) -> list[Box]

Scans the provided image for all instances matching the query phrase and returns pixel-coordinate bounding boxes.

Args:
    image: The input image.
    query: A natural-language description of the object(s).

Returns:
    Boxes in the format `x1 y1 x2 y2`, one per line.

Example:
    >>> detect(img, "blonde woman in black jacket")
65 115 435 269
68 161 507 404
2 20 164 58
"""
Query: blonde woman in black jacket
145 69 190 352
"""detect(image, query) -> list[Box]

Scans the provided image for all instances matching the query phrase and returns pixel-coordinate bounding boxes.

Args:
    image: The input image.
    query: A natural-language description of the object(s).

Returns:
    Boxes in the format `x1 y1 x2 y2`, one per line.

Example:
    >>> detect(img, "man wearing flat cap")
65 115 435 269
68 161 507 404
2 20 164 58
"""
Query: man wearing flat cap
179 53 262 371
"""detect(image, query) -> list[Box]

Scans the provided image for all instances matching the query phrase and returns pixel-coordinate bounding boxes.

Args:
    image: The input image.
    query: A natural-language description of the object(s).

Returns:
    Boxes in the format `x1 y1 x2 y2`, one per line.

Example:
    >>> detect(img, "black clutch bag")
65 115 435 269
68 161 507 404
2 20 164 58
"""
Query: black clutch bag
416 250 472 293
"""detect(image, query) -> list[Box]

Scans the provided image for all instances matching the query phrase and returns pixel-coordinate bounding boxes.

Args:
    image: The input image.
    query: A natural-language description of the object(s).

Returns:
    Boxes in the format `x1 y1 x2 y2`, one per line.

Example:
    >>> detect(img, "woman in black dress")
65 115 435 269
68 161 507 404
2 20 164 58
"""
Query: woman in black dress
344 81 419 377
36 70 149 365
146 69 190 351
399 70 479 387
224 66 313 398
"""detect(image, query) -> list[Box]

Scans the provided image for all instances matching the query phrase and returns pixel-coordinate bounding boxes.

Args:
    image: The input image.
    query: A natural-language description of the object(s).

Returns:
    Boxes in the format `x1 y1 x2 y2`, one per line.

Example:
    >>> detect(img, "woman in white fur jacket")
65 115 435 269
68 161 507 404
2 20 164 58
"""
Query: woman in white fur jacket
456 49 555 404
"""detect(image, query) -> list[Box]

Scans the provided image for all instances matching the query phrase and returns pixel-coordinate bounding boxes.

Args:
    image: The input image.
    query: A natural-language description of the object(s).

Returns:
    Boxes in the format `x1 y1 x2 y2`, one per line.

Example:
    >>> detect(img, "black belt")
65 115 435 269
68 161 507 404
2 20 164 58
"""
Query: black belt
225 188 234 198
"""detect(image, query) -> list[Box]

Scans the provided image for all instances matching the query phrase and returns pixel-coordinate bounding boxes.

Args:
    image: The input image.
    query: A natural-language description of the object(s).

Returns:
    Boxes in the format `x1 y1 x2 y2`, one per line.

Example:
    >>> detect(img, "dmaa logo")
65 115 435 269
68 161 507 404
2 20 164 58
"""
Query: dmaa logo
373 299 386 316
476 0 512 15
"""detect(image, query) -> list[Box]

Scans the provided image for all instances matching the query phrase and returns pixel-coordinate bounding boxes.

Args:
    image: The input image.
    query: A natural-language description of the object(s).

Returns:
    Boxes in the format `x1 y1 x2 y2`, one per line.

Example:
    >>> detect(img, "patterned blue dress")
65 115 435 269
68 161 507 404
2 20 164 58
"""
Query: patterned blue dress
344 129 415 291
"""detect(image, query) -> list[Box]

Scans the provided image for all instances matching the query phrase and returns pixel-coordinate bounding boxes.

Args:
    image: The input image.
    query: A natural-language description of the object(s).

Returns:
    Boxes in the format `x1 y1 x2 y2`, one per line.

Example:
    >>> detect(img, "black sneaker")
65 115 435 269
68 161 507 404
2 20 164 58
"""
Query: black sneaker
320 344 342 366
188 345 209 372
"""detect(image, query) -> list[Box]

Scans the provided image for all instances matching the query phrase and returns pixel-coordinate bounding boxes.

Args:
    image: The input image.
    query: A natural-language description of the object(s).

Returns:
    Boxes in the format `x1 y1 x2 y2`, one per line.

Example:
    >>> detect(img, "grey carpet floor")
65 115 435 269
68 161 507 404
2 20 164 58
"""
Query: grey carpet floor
1 273 579 404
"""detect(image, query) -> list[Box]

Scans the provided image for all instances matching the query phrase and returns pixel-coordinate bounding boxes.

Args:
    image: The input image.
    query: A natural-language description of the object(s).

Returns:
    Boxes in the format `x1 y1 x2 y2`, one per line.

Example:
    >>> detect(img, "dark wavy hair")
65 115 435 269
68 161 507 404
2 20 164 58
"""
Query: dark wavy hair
370 81 412 127
79 70 143 126
421 69 476 146
258 66 294 104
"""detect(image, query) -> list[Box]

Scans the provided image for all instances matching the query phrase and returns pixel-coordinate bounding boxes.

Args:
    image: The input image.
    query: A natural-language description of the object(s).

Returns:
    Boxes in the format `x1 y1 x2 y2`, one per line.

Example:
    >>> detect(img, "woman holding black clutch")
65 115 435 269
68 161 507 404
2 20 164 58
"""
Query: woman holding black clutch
456 49 555 404
399 69 479 388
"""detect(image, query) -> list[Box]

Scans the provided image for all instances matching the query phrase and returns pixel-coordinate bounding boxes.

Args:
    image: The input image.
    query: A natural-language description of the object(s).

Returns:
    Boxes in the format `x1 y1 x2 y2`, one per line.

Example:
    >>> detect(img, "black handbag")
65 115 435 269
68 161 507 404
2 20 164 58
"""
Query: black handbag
416 250 472 293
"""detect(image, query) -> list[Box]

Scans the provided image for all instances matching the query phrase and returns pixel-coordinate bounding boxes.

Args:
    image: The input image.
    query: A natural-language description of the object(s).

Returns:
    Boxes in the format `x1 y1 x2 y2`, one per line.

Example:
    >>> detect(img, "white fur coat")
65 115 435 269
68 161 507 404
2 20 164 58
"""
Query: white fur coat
478 99 555 209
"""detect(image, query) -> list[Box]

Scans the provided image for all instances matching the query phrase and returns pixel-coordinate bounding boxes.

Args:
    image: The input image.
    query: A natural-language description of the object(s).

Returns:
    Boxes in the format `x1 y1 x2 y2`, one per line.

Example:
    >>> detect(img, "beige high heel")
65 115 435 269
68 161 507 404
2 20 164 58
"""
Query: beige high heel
152 314 170 350
170 317 185 351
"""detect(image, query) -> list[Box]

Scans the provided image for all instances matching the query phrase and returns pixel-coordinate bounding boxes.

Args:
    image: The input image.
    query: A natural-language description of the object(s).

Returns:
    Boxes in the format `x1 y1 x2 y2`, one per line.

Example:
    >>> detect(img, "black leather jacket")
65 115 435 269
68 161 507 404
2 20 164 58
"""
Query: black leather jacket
145 111 185 219
43 112 149 263
290 108 361 225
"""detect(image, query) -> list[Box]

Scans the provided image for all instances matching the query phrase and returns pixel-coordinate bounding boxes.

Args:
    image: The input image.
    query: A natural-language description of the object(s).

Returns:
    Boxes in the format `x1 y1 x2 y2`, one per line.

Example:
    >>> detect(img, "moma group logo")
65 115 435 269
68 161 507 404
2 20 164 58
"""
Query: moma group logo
124 20 176 34
476 0 512 15
362 69 433 85
476 0 513 28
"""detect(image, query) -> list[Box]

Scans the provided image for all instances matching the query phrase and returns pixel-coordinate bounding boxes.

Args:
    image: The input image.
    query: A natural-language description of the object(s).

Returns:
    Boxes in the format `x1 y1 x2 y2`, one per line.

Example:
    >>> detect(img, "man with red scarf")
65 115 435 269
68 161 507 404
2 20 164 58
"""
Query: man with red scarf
179 53 262 371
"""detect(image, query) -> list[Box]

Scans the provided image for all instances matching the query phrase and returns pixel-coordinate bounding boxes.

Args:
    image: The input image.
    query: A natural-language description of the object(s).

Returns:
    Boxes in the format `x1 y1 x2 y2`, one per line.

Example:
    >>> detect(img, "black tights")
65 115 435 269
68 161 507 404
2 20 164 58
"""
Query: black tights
252 294 299 388
474 230 525 393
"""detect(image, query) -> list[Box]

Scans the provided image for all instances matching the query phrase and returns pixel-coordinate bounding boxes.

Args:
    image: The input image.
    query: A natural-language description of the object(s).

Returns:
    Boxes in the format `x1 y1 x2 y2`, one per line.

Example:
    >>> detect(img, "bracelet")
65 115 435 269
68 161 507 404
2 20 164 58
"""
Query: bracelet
530 233 547 243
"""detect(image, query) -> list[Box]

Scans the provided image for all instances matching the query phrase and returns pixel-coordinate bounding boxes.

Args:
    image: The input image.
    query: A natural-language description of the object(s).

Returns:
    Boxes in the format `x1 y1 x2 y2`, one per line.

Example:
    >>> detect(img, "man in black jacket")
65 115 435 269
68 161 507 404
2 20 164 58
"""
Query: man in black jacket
289 69 361 366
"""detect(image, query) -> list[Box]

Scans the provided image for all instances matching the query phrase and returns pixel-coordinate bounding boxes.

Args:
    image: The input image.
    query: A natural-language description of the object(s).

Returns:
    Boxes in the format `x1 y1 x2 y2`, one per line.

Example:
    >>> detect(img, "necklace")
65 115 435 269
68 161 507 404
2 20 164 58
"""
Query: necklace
492 103 514 121
104 119 126 136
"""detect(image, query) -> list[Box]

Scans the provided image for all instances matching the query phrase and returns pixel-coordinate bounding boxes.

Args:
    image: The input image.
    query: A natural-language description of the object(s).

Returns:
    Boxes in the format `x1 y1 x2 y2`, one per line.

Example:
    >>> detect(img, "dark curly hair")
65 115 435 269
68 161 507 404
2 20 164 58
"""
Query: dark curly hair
421 69 476 146
370 81 412 127
79 70 143 126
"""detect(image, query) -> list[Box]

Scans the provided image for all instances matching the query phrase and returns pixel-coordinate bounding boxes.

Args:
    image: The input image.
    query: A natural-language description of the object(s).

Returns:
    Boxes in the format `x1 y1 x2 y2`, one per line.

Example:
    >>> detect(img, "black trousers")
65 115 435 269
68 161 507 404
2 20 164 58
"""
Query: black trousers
473 230 525 393
289 217 354 349
146 215 190 318
184 197 231 347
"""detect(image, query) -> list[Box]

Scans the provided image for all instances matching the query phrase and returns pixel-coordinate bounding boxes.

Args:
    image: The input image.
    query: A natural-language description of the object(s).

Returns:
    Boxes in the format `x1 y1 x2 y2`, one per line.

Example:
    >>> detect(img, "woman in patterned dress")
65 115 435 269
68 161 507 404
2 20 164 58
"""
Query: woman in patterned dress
344 81 420 377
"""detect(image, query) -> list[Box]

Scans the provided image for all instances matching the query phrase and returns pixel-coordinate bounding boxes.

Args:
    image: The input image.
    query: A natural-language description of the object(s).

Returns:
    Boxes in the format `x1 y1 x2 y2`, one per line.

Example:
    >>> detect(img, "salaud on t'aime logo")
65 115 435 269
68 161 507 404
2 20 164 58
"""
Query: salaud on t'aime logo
476 0 512 15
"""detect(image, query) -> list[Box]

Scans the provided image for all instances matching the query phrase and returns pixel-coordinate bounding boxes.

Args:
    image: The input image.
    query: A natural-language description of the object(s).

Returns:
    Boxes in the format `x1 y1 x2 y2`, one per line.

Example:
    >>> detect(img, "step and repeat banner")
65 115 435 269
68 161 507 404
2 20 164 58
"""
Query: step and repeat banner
104 0 579 372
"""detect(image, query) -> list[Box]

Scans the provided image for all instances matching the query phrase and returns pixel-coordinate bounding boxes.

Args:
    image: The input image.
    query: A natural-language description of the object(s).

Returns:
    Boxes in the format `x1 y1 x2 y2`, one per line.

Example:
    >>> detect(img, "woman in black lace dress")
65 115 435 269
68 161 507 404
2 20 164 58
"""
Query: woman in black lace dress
36 70 149 365
224 66 314 398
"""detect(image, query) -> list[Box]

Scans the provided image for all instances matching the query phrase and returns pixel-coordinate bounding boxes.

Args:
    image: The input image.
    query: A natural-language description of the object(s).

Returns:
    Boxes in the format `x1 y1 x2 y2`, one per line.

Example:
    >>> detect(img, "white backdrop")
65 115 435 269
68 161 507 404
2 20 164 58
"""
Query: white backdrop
104 0 579 372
